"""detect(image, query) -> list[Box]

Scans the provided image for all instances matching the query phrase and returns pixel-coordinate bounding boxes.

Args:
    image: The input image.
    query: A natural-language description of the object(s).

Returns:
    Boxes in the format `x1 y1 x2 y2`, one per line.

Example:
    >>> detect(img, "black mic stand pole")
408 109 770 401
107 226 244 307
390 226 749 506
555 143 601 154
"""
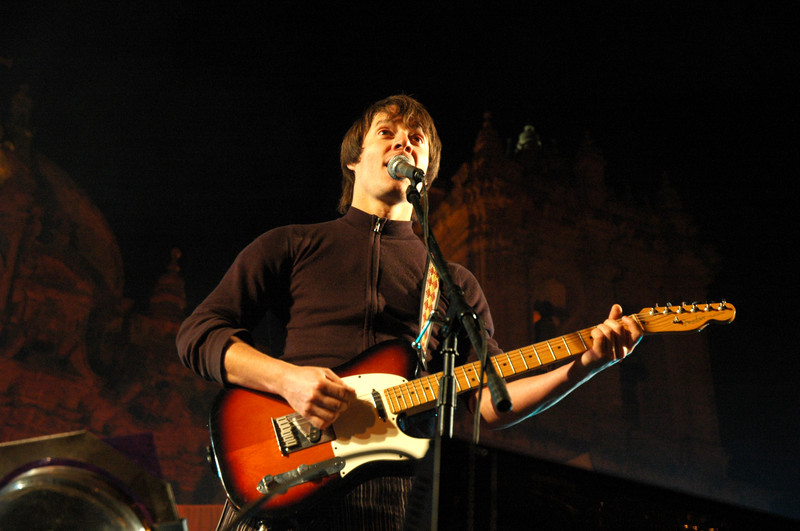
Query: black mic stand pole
404 178 512 531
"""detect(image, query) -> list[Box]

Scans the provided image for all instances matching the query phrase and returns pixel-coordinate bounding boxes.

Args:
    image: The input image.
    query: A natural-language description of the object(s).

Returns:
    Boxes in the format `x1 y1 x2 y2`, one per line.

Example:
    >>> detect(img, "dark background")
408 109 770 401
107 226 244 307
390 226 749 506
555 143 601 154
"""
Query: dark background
2 2 796 517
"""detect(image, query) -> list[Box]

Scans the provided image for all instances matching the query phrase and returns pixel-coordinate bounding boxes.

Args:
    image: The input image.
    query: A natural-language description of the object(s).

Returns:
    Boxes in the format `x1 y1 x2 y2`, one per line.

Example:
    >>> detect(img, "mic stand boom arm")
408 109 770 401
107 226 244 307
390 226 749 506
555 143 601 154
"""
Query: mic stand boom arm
404 182 512 440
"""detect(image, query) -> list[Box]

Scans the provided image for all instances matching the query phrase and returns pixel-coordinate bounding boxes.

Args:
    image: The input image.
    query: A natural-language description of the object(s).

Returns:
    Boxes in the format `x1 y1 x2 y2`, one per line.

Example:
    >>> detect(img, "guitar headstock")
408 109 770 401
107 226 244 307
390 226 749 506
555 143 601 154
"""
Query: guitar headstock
635 301 736 334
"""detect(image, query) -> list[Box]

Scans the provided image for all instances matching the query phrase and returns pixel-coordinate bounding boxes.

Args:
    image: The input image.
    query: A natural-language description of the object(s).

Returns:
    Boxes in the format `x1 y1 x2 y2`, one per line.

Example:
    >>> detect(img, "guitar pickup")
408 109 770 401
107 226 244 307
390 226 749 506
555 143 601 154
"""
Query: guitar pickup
371 389 387 420
272 413 334 455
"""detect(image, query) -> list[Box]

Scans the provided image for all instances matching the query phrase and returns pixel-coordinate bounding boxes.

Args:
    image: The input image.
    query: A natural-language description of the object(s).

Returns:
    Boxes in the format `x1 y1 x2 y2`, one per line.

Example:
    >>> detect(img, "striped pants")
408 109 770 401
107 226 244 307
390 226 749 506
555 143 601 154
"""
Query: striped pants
216 476 412 531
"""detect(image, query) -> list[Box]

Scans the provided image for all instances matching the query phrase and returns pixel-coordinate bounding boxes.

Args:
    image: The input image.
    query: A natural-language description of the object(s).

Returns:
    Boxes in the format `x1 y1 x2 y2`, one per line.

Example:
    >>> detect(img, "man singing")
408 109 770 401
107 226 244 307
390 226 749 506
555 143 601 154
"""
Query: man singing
177 94 641 530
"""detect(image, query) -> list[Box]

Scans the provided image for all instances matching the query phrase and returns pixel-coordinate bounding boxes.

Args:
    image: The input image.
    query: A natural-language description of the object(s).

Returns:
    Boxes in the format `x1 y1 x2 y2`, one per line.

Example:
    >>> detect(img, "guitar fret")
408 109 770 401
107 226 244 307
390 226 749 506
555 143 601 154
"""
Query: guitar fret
413 381 425 405
463 364 482 389
506 352 518 373
386 386 401 413
517 349 529 370
452 370 463 392
454 368 468 391
492 356 504 377
395 385 408 411
418 376 433 403
531 344 544 366
428 376 439 401
546 340 557 361
577 330 588 350
567 332 589 356
406 384 417 407
493 353 515 378
504 352 517 375
415 378 432 404
562 336 573 355
402 383 418 407
429 377 441 400
396 386 410 410
453 367 469 391
414 378 425 403
402 382 415 407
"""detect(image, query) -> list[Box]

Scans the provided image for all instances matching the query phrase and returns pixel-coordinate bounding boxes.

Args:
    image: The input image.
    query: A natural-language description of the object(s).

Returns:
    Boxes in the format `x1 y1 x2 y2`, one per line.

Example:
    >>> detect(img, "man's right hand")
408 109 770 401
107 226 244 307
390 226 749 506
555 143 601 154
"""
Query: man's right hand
277 365 357 429
222 337 356 429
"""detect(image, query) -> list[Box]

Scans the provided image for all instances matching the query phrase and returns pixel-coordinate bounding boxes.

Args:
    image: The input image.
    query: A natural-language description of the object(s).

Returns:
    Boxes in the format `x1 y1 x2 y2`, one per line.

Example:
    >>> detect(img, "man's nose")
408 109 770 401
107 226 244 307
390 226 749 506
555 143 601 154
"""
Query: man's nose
394 132 413 152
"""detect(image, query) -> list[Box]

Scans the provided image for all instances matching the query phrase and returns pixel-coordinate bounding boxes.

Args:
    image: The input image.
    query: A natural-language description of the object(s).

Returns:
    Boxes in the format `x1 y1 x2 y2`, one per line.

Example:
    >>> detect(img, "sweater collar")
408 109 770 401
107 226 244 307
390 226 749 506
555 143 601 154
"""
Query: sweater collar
342 207 417 238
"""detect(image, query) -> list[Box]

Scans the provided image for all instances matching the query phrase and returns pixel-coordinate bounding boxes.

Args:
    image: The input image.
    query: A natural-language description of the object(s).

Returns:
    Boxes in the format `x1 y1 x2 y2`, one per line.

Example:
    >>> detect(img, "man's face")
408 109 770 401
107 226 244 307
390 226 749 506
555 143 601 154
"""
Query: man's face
348 110 430 212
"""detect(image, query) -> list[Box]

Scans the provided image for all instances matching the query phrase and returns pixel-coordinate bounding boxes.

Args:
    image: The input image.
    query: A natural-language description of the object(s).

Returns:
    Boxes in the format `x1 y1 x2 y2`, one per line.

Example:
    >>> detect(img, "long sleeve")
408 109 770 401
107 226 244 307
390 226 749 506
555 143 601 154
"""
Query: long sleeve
176 229 291 384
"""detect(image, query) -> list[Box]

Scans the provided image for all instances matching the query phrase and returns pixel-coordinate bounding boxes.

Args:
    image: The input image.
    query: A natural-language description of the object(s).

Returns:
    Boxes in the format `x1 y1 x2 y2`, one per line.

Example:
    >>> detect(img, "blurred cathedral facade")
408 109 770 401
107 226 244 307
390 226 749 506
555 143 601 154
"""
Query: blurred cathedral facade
431 113 728 500
1 88 744 510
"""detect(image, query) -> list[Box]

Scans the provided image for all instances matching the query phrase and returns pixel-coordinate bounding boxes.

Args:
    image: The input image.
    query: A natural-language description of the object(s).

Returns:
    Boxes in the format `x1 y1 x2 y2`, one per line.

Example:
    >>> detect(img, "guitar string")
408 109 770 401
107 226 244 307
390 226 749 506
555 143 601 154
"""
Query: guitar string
386 305 732 413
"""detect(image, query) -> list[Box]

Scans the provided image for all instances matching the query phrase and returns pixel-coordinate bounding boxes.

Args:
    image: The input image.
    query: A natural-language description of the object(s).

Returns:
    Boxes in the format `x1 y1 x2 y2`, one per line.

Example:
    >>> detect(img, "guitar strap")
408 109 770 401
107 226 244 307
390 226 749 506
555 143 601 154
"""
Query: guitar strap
414 258 440 372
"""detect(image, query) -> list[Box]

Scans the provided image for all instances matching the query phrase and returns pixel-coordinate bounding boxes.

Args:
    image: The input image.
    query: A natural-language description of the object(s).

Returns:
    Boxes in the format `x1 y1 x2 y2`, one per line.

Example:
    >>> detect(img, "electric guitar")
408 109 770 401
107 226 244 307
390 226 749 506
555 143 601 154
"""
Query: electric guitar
208 301 735 518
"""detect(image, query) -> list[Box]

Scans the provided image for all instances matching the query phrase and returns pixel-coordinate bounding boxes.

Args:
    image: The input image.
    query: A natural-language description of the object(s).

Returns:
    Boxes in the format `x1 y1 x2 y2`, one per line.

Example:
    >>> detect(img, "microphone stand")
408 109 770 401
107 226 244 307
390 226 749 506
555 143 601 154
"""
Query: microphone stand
403 177 512 531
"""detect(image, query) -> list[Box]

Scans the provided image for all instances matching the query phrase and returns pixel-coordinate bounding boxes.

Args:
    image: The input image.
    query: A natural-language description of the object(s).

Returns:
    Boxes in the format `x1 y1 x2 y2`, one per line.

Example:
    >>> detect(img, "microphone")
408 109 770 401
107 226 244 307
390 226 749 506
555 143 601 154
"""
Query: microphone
387 154 425 185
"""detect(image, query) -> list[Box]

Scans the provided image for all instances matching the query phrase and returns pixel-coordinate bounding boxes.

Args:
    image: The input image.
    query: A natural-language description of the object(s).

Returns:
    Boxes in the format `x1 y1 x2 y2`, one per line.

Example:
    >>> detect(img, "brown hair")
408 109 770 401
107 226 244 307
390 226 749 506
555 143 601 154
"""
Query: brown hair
338 94 442 214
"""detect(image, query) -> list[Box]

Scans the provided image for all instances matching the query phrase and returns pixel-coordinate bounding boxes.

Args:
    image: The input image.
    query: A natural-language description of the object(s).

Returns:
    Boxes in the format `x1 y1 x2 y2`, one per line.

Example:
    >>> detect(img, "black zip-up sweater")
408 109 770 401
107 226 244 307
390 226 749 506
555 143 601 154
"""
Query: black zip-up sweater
177 207 500 385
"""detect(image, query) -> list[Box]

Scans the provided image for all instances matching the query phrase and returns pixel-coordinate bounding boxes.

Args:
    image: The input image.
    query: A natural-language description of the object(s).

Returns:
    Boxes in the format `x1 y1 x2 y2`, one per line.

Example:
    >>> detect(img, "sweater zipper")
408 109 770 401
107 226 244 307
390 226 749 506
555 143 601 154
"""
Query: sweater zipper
364 218 385 350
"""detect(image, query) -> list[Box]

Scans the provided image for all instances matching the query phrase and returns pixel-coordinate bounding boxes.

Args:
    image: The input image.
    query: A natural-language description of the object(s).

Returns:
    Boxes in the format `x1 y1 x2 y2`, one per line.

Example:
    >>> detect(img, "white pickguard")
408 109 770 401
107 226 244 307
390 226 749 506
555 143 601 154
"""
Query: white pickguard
330 373 431 477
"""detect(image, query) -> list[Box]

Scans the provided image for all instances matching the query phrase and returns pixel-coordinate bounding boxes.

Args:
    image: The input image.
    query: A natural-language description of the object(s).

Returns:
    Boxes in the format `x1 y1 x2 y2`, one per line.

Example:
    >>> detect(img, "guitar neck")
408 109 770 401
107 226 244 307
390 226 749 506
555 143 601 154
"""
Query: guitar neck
382 301 735 415
383 326 594 415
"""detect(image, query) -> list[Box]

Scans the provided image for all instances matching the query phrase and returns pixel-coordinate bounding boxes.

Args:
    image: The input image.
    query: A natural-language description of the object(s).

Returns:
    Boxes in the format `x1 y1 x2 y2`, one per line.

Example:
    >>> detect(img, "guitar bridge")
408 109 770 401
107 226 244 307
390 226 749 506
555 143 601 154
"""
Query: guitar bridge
272 413 335 455
257 457 346 496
